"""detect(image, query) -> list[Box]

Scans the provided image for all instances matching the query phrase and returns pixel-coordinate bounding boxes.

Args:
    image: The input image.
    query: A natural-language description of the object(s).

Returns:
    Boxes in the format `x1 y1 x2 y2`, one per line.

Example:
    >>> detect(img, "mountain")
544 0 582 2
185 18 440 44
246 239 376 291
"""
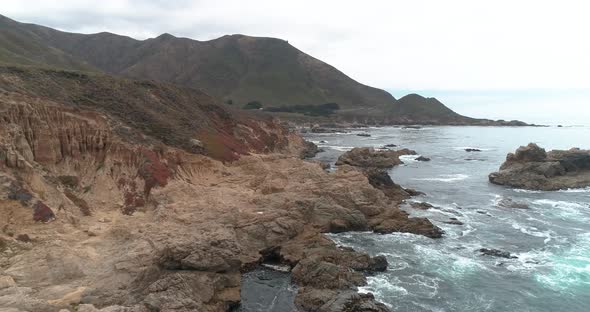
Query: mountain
0 14 95 71
15 18 395 111
0 14 529 125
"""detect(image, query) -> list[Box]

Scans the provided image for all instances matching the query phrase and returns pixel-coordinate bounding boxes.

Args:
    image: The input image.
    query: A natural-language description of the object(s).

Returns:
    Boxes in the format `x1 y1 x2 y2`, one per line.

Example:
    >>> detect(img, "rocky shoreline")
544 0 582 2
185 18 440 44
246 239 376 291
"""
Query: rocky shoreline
0 91 443 311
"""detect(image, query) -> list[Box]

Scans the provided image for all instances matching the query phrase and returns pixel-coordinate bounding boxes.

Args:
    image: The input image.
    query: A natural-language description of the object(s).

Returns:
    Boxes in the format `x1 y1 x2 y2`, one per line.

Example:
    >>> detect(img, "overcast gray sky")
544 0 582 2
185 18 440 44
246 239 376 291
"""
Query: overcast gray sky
4 0 590 124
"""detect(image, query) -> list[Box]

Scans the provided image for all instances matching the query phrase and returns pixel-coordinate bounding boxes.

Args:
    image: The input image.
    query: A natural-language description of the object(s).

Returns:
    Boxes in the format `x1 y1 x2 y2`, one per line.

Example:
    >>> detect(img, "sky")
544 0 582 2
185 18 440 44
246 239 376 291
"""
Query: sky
3 0 590 124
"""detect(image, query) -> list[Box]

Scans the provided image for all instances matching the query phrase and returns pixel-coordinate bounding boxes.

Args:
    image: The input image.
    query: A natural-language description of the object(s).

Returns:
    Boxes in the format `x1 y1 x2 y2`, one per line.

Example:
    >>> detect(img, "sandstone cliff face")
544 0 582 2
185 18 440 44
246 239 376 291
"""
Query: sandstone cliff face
489 143 590 190
0 93 111 166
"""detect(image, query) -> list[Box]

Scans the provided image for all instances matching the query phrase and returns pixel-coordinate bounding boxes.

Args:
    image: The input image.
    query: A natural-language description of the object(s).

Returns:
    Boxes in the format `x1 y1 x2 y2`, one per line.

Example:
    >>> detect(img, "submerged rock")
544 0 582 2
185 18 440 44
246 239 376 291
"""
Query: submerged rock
489 143 590 190
410 202 434 210
465 148 482 152
444 218 464 225
404 188 425 196
496 197 529 209
478 248 517 259
356 133 371 137
416 156 431 161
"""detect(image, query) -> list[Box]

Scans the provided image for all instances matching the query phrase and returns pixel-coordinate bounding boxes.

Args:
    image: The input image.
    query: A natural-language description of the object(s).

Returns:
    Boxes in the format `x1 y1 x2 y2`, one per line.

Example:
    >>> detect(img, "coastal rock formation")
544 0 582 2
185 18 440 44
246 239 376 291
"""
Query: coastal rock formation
335 147 417 168
0 82 444 311
333 154 442 239
489 143 590 190
365 168 412 202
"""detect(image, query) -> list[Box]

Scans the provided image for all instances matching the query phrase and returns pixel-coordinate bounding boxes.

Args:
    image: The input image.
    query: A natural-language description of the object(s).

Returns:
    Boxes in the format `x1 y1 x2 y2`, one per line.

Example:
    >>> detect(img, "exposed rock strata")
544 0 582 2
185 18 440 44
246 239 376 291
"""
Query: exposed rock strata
489 143 590 190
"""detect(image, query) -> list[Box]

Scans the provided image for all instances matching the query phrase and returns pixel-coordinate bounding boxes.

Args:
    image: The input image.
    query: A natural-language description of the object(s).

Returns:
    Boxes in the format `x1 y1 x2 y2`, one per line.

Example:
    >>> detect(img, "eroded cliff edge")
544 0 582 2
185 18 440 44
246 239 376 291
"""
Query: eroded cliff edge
0 68 441 312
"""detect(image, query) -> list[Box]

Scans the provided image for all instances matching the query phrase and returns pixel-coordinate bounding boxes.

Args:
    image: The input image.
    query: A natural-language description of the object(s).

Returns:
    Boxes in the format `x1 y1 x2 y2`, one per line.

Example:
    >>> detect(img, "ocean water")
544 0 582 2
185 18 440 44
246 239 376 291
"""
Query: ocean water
305 126 590 312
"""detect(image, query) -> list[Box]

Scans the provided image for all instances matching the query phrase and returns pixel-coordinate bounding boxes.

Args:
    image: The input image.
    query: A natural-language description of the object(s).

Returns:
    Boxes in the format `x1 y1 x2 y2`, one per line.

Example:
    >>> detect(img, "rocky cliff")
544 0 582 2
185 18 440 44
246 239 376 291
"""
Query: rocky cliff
0 67 442 311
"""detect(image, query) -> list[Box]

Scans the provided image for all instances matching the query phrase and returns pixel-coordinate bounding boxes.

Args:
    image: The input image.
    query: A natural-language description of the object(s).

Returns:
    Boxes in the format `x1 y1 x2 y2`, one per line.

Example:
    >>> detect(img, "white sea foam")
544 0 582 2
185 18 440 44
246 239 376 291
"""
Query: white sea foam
461 224 476 237
325 145 356 151
359 275 408 305
534 233 590 291
410 301 447 312
532 199 589 220
511 222 554 243
511 189 543 194
399 154 422 163
414 174 469 182
557 187 590 193
533 199 587 209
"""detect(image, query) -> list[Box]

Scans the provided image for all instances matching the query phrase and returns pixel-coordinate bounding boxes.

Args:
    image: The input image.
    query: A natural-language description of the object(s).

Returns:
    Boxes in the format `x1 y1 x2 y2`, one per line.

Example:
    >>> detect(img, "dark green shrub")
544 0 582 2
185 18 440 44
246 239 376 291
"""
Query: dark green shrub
243 101 262 109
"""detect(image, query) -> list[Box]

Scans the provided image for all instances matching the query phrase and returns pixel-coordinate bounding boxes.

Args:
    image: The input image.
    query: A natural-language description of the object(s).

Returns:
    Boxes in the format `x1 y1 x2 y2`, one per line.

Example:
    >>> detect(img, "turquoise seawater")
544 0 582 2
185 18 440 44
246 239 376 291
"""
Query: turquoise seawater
306 125 590 312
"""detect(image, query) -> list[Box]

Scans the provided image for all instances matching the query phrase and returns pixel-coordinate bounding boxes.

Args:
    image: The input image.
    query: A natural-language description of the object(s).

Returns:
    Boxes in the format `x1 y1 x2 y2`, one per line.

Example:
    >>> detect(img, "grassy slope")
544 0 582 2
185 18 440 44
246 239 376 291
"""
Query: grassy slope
0 15 96 71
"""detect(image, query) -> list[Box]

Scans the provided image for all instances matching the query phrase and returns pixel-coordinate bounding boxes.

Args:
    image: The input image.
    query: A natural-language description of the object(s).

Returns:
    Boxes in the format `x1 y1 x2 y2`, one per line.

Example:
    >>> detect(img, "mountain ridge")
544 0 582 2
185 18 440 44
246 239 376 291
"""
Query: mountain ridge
0 14 531 125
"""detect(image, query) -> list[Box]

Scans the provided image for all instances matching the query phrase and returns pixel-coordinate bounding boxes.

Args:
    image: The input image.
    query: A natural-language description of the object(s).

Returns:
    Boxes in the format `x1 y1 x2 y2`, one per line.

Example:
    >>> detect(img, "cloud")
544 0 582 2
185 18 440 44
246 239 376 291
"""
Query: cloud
4 0 590 92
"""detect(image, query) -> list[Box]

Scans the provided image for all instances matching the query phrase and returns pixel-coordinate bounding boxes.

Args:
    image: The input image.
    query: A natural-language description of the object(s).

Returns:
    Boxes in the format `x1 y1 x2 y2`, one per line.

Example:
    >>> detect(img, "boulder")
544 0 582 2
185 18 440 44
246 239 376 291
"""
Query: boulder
373 215 443 238
444 218 464 225
416 156 431 161
292 257 365 289
32 201 55 223
465 148 481 152
301 141 321 159
296 289 390 312
496 197 529 209
335 147 417 169
368 255 388 272
489 143 590 190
